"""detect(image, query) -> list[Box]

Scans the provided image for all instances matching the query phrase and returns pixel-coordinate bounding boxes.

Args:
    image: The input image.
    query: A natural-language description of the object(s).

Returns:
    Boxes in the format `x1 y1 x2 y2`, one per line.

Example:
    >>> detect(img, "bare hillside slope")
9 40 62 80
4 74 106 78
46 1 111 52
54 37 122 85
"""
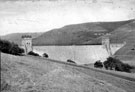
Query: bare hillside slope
1 53 135 92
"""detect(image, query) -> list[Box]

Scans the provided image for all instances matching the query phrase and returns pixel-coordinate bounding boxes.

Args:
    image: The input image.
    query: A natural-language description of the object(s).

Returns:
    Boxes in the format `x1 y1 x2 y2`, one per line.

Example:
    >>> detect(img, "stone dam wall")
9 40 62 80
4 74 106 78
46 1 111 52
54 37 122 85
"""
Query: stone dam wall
33 45 124 64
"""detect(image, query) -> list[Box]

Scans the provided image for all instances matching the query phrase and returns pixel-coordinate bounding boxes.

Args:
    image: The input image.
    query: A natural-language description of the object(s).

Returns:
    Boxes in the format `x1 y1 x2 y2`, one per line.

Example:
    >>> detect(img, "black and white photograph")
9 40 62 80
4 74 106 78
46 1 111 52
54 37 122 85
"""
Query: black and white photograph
0 0 135 92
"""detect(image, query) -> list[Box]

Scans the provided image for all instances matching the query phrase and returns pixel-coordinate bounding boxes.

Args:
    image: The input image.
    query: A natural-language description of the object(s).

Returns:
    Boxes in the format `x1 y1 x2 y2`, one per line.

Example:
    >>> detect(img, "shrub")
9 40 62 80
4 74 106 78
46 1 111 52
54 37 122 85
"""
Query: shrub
94 60 103 68
103 57 133 72
28 51 39 56
67 59 76 64
121 63 133 72
0 39 24 55
43 53 49 58
104 57 119 70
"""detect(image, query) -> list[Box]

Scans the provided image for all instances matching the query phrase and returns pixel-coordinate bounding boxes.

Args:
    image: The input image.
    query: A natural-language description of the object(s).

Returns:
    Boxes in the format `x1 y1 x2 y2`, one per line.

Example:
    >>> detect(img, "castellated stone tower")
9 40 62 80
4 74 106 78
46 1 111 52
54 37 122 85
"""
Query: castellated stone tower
102 36 112 56
21 35 33 54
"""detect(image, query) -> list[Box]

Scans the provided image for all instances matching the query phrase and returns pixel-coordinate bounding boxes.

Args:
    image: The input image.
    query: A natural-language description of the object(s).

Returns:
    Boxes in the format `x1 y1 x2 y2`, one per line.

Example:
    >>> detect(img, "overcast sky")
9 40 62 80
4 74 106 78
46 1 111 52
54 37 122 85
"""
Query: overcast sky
0 0 135 35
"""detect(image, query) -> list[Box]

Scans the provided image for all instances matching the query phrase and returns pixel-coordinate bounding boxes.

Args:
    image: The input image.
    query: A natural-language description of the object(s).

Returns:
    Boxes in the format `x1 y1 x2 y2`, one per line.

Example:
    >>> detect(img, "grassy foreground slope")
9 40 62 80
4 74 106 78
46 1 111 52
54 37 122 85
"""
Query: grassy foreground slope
1 53 135 92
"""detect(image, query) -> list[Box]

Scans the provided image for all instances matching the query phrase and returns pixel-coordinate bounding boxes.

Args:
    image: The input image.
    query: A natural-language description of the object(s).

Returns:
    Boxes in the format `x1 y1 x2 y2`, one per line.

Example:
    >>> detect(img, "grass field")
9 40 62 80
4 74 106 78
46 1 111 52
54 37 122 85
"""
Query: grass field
1 53 135 92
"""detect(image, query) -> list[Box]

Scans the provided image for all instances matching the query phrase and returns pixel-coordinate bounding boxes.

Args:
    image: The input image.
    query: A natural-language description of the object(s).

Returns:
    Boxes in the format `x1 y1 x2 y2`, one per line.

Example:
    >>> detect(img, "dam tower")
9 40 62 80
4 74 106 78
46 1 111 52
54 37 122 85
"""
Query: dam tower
21 35 33 54
102 36 112 56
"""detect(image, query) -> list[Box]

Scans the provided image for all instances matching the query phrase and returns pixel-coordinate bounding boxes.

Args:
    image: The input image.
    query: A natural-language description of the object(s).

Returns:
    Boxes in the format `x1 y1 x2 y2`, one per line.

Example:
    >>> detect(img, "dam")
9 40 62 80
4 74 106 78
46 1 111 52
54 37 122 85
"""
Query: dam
33 44 124 64
21 35 125 64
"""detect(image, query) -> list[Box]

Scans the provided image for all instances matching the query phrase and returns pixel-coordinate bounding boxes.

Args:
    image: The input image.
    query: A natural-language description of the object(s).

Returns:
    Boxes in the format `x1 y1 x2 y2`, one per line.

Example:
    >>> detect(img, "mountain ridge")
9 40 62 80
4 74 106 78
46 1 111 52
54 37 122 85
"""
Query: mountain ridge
1 19 134 46
33 19 135 45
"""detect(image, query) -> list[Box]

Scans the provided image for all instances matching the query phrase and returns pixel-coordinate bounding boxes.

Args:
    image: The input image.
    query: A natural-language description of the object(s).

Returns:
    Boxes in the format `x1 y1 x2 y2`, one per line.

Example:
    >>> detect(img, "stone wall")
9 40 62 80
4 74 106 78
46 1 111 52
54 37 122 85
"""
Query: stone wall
33 44 124 64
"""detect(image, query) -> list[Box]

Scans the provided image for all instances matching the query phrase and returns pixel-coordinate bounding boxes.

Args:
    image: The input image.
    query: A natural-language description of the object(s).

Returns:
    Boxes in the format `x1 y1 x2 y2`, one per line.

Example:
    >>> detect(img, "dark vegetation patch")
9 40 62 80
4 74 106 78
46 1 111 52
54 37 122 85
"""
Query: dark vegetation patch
67 59 76 64
0 39 24 55
28 51 39 56
94 60 103 68
103 57 134 73
43 53 49 58
94 57 134 73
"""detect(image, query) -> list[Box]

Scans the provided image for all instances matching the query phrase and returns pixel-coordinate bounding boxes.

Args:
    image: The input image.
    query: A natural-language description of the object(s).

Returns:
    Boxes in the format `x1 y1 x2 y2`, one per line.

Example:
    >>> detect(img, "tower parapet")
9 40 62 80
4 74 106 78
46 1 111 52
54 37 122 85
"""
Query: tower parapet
21 35 33 54
22 35 32 38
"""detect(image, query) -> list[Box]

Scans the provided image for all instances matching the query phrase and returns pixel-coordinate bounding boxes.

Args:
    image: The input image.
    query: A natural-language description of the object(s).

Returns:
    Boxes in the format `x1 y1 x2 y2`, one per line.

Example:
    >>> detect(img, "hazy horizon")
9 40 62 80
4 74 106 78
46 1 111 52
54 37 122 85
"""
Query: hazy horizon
0 0 135 36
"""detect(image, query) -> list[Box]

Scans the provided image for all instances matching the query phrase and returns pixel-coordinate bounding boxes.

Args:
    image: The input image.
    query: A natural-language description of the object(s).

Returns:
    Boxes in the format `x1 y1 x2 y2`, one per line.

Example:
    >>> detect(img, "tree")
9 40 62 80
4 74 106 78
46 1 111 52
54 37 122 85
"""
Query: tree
28 51 39 56
103 57 133 72
94 60 103 68
43 53 49 58
0 39 24 55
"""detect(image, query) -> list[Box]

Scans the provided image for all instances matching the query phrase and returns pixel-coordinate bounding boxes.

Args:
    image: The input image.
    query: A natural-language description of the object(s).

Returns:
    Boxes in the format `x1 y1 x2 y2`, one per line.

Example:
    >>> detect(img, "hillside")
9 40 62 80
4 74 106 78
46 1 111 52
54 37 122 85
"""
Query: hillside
33 19 134 45
1 19 134 46
84 19 135 44
1 32 43 45
112 20 135 58
1 53 135 92
83 19 135 63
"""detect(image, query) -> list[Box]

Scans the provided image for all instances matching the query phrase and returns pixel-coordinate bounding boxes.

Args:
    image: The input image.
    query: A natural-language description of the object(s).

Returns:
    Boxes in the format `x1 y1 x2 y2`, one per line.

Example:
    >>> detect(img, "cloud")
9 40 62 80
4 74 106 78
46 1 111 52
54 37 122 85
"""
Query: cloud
0 0 135 35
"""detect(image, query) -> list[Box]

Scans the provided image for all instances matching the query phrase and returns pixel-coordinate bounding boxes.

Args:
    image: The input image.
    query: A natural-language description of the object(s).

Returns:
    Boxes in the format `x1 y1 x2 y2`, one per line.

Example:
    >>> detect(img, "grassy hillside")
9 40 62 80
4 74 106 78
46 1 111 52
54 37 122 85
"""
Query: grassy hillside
115 43 135 65
1 32 43 45
83 20 135 64
83 19 135 44
1 53 135 92
1 19 134 46
106 19 135 44
33 19 134 45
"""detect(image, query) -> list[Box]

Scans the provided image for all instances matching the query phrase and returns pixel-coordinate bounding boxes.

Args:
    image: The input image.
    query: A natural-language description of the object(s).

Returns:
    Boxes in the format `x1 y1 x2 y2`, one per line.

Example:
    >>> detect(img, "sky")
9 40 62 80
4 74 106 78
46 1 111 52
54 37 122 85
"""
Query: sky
0 0 135 36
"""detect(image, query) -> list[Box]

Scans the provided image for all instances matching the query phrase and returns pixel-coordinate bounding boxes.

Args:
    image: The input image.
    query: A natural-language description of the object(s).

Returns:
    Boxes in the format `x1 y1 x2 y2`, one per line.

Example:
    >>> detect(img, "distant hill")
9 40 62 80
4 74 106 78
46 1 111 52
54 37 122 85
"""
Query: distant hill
84 19 135 44
33 19 134 45
83 19 135 63
1 32 43 45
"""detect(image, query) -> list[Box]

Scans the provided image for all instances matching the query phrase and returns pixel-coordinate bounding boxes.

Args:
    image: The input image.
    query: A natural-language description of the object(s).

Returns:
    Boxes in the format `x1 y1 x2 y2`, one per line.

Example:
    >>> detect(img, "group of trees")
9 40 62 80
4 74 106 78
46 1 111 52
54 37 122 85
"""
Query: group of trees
0 39 48 57
0 39 50 58
0 39 24 55
94 57 134 73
